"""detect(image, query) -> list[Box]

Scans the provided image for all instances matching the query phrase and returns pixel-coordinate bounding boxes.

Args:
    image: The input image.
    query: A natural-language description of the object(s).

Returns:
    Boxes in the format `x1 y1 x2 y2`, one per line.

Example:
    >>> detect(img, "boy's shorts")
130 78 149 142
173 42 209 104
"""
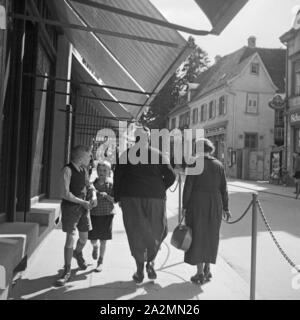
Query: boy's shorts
61 203 92 233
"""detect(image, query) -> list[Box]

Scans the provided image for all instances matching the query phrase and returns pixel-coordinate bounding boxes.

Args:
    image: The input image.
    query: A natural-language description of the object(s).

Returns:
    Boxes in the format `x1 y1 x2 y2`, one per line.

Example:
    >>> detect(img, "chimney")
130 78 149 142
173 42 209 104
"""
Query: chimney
214 55 222 64
248 36 256 48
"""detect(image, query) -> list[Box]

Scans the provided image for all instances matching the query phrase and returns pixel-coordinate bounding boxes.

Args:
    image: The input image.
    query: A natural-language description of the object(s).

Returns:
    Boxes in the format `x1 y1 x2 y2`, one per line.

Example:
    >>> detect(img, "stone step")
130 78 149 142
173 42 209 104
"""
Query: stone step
0 222 39 297
0 222 39 258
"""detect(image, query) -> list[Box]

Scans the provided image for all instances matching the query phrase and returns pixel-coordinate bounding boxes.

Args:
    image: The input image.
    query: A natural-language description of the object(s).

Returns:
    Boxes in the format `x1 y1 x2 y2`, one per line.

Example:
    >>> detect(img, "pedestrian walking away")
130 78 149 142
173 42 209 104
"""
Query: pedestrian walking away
182 138 231 285
88 160 116 272
113 125 176 285
293 153 300 198
55 145 97 287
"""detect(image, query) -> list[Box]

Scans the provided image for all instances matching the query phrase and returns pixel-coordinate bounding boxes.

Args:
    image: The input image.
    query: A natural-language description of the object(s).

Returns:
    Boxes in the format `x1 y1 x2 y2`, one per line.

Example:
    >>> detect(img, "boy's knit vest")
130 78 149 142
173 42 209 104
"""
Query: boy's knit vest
61 163 87 206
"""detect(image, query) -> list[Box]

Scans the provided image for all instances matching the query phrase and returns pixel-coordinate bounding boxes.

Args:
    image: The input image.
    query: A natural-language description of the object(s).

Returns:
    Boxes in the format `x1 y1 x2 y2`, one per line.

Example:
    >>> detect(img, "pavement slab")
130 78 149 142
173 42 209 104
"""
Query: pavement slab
9 206 249 300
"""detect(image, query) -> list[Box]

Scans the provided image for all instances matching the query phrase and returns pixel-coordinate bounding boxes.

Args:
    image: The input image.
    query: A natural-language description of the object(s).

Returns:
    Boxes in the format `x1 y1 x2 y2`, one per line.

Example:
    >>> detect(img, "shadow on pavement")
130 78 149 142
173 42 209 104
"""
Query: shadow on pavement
10 268 95 300
131 281 203 300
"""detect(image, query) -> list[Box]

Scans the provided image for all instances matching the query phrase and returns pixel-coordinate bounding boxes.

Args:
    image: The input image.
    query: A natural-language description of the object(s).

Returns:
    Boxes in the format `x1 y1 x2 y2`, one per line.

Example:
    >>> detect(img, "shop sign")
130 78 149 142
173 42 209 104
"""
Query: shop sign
268 94 285 110
205 126 226 136
291 111 300 123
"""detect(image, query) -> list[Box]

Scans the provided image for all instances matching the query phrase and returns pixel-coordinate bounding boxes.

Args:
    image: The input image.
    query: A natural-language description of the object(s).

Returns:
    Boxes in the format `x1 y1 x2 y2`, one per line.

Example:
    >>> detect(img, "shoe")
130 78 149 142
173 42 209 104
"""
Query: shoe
190 273 205 285
55 266 71 286
73 250 88 270
146 262 157 280
132 272 144 285
95 257 103 273
204 264 212 281
92 247 99 260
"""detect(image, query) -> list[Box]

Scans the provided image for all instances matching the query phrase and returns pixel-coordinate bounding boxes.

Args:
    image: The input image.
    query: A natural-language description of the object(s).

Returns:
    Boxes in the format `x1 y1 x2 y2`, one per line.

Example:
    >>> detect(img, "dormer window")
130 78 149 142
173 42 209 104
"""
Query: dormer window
251 63 259 75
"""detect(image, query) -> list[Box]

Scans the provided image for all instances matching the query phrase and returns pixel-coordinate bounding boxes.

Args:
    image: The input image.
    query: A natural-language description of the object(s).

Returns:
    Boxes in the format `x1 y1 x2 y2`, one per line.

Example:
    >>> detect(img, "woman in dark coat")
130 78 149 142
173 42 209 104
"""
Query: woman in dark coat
113 126 176 284
182 138 231 284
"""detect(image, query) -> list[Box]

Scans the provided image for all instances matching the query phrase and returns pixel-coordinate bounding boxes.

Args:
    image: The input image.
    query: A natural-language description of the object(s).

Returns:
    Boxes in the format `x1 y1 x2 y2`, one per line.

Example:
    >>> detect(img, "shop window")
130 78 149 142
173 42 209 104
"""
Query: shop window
293 60 300 96
250 63 259 75
274 127 284 141
246 93 259 114
219 96 227 115
192 108 198 125
275 110 284 126
294 128 300 153
200 104 207 122
244 133 258 149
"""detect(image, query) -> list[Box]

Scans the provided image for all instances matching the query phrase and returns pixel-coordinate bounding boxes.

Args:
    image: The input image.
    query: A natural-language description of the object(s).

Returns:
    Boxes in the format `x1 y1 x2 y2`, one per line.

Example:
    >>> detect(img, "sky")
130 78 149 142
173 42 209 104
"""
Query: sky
150 0 300 64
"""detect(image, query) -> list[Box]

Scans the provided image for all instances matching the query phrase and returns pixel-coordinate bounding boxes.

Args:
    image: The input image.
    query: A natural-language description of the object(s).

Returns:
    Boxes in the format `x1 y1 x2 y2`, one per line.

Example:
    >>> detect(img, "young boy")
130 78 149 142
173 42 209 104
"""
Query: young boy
55 145 97 286
88 161 115 272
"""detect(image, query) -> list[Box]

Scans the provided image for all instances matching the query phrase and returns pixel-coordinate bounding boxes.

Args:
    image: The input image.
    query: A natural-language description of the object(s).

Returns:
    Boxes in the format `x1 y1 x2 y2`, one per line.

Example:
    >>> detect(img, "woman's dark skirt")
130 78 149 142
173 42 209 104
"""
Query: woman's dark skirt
120 197 167 263
184 191 223 265
88 215 114 240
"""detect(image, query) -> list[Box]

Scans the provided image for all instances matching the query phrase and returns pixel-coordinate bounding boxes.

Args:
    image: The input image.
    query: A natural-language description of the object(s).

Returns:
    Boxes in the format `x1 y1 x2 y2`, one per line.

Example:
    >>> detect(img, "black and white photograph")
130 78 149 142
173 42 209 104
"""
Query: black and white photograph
0 0 300 308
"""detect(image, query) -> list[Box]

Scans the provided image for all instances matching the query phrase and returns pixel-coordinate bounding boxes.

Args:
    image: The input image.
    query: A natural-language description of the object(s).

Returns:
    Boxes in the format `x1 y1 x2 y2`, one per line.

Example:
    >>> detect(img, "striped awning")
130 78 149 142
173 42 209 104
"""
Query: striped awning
194 0 249 35
50 0 190 120
19 0 248 121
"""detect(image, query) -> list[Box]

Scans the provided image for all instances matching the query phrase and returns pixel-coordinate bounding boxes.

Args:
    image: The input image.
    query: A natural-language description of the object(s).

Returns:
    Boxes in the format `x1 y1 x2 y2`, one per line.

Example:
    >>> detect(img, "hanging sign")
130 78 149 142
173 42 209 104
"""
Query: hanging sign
291 111 300 123
268 94 285 110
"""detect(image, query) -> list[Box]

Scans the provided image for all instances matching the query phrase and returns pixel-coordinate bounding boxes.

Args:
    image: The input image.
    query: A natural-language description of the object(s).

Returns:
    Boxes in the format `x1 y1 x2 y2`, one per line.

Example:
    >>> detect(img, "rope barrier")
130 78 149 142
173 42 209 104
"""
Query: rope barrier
222 200 253 224
256 200 300 273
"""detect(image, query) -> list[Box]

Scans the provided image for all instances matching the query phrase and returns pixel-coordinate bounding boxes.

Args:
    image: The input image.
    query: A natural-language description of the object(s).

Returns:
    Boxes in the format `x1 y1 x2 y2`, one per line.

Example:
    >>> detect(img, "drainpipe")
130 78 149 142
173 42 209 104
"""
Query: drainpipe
284 44 289 179
227 88 237 174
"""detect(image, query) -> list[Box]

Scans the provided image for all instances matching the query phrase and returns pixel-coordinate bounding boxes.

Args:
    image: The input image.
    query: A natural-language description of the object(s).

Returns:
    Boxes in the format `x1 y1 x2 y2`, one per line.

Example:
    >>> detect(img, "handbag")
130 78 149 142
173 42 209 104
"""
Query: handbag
170 210 192 252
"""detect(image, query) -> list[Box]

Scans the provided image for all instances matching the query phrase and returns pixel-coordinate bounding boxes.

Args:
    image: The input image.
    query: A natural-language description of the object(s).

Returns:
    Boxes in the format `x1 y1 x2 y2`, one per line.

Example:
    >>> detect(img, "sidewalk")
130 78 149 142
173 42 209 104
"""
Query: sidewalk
9 204 250 300
227 179 296 199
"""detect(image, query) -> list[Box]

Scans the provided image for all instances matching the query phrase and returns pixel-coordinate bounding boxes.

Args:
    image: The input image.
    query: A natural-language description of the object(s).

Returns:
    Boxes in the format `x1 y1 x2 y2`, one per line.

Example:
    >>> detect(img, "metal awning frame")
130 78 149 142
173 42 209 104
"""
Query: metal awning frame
24 72 154 95
11 13 182 48
37 89 148 108
12 0 214 121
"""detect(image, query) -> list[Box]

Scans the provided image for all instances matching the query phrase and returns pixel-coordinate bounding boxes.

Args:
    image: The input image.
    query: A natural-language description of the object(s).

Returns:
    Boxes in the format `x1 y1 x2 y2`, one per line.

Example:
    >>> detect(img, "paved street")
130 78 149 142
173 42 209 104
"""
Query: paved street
168 178 300 300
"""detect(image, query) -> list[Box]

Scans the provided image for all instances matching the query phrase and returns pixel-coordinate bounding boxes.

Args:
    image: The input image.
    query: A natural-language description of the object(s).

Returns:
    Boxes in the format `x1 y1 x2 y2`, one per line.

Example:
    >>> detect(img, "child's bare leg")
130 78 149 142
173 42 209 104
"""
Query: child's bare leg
99 240 107 261
75 231 88 253
55 232 75 286
91 240 99 260
91 239 99 247
73 232 88 270
95 240 106 272
64 231 76 269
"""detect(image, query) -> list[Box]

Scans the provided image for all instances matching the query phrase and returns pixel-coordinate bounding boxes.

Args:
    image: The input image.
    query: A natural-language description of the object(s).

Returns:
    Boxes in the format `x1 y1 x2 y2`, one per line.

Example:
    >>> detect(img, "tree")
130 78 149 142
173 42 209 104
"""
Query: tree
139 74 177 129
140 37 210 129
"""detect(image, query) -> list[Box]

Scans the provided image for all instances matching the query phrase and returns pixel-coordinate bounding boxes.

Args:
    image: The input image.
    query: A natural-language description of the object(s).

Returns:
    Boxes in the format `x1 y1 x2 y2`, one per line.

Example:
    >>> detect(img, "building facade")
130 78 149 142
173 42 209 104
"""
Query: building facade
168 37 286 180
280 11 300 183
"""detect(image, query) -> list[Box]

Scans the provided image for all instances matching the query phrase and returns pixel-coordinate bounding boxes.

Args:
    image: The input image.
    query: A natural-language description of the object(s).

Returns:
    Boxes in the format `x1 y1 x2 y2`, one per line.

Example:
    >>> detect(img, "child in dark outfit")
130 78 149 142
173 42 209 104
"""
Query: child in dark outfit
89 161 115 272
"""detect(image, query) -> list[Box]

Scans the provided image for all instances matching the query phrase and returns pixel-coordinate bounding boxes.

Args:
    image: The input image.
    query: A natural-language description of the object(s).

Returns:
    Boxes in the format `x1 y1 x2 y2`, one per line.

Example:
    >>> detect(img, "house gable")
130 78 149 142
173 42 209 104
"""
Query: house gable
229 52 278 93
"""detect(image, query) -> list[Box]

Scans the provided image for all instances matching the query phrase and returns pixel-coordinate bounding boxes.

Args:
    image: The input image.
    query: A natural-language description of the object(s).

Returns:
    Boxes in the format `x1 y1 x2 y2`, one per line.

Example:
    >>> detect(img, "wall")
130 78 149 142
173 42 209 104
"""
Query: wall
49 35 72 199
229 55 277 179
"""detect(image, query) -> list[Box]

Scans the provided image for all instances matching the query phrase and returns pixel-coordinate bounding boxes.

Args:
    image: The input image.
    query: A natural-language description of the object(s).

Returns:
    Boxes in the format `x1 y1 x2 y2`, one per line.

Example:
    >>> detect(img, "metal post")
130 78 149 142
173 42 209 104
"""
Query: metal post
250 193 258 300
65 104 73 163
178 173 182 223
